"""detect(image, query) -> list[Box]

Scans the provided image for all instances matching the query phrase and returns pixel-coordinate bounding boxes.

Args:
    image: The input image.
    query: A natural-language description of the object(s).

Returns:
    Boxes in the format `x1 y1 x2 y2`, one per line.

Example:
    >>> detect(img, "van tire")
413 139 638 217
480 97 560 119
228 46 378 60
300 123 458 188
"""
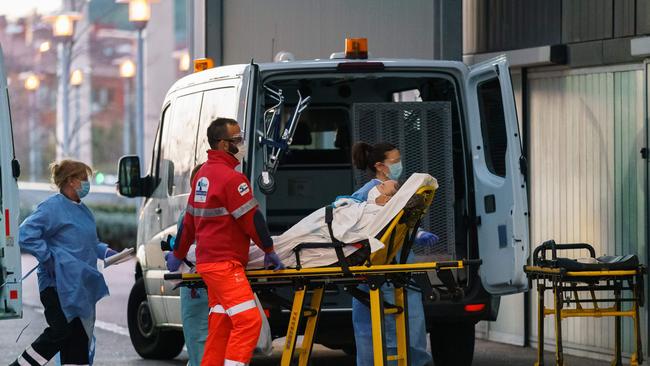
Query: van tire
127 278 184 359
429 322 475 366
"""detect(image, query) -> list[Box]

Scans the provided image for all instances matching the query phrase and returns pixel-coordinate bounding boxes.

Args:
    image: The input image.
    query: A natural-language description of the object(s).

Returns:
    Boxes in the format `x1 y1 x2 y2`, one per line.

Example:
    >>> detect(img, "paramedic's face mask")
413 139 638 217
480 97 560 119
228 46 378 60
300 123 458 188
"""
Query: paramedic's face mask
376 149 402 180
221 133 245 161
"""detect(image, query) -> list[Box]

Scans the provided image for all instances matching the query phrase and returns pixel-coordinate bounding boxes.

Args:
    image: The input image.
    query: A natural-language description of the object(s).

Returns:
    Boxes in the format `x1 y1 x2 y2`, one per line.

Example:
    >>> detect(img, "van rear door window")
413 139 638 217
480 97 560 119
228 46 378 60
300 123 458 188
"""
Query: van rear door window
477 78 507 177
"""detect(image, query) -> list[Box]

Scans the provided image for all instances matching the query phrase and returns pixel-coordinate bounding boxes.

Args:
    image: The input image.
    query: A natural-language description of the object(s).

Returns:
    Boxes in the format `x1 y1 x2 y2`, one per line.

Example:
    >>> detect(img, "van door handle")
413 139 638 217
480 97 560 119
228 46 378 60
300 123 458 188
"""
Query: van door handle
155 207 162 214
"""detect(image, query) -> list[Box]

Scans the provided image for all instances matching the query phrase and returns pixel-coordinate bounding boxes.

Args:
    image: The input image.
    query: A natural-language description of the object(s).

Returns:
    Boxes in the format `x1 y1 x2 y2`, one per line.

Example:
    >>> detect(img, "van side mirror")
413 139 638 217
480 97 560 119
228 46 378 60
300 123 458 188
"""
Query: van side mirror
117 155 150 197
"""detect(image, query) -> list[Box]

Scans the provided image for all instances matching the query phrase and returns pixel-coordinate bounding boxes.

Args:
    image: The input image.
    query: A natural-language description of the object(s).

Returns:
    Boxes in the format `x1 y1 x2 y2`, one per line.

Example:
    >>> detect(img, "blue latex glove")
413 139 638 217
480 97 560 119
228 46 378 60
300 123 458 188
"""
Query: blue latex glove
165 252 183 272
105 248 118 259
42 257 55 278
264 251 285 271
414 230 439 247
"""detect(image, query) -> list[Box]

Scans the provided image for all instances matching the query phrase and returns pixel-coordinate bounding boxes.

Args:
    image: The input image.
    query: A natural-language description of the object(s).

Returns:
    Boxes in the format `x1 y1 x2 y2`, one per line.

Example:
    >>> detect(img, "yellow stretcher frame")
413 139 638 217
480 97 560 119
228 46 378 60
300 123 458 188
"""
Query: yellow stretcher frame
164 185 483 365
525 263 646 366
168 260 479 366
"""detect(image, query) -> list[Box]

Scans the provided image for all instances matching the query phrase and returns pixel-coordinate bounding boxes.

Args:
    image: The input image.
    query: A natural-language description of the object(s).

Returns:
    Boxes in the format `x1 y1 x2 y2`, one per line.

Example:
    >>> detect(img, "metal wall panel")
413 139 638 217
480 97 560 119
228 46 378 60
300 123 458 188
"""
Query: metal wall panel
562 0 613 43
221 0 434 64
637 0 650 35
463 0 561 54
614 0 636 38
528 67 646 358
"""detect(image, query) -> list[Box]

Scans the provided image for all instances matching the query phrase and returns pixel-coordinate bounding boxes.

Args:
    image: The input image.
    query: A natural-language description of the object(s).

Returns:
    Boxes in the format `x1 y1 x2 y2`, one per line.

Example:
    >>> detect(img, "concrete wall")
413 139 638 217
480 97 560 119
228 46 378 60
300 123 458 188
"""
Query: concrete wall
217 0 436 64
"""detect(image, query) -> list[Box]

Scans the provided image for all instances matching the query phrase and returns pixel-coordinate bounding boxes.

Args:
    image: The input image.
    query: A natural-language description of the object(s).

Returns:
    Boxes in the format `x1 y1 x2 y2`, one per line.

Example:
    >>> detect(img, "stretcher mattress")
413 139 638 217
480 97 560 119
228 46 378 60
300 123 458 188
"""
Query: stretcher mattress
246 173 438 269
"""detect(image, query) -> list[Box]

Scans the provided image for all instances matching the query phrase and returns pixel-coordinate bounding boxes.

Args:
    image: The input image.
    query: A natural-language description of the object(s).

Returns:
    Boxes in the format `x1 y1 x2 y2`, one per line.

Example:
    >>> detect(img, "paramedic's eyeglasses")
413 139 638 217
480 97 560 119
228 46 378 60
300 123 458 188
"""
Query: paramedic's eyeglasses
220 136 244 144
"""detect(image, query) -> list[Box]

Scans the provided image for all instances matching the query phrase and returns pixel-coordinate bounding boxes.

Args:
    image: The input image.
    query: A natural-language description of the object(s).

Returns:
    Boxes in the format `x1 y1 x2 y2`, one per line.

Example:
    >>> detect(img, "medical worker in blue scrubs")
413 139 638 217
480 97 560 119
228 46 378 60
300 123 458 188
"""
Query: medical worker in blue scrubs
350 141 437 366
165 163 209 366
10 160 117 366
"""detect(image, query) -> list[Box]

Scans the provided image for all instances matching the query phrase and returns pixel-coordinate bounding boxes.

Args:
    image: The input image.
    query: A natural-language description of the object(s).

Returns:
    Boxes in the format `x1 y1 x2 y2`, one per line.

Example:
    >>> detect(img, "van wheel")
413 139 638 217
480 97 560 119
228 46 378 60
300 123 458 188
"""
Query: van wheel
429 322 475 366
127 278 184 359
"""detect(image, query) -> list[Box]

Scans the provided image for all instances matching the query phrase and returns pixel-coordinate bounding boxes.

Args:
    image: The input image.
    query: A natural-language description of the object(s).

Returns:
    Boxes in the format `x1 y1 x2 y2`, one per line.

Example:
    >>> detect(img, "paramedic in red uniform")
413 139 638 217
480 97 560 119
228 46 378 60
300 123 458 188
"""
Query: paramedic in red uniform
167 117 285 366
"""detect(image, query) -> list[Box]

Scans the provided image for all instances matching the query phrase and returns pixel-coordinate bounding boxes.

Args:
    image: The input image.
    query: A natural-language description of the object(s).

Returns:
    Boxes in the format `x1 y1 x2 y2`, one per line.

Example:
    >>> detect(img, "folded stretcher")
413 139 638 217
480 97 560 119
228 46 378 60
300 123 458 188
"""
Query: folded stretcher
165 180 482 366
524 240 646 366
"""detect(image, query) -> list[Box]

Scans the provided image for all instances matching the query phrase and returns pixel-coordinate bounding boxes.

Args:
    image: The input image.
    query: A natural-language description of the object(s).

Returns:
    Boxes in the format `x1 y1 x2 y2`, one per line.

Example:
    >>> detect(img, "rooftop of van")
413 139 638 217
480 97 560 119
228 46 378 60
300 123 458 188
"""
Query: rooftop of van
166 57 468 96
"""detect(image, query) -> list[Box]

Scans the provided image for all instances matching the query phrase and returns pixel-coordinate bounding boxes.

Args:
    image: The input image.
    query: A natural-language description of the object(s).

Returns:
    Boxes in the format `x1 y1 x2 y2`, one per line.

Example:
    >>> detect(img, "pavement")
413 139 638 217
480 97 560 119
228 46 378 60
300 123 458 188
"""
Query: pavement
0 254 611 365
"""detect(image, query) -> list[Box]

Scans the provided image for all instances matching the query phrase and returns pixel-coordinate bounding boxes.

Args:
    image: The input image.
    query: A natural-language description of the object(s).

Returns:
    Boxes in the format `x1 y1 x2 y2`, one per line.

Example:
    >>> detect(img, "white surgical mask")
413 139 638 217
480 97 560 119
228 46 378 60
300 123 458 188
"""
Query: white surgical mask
367 186 381 204
234 144 247 162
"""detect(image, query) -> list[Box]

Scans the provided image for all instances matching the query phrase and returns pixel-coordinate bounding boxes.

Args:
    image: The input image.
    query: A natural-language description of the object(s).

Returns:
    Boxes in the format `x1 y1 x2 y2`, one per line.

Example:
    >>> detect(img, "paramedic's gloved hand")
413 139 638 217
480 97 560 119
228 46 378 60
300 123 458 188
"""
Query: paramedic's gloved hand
414 230 439 247
42 257 55 278
165 252 183 272
264 251 285 271
105 248 118 259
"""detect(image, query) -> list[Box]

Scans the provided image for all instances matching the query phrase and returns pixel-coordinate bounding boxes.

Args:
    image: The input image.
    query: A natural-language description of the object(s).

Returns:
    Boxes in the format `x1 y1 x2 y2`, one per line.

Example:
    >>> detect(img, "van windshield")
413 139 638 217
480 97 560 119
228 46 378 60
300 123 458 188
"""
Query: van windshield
261 72 467 262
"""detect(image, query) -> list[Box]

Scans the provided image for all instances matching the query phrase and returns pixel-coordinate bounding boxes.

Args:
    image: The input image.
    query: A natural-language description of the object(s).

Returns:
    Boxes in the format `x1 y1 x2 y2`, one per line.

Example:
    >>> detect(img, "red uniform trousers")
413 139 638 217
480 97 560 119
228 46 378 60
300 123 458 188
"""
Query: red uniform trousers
199 261 261 366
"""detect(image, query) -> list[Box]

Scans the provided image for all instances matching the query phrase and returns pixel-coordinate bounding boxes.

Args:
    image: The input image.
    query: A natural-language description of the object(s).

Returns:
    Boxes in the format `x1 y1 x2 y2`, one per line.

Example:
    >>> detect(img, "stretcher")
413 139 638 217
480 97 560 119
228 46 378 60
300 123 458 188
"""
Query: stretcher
524 240 646 366
165 184 482 366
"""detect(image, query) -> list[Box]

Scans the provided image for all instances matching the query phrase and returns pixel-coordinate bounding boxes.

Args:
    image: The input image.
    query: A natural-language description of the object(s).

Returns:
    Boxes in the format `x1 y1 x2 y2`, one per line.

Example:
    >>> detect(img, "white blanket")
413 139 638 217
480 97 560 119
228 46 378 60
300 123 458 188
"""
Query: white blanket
247 173 438 269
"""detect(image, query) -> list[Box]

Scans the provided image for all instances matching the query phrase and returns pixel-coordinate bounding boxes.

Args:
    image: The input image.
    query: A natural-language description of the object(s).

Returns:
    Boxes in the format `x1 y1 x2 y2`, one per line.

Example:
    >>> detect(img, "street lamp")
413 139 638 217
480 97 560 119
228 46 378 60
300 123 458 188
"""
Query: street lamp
44 12 82 157
23 73 40 181
119 59 135 155
39 41 51 53
70 69 83 157
117 0 157 172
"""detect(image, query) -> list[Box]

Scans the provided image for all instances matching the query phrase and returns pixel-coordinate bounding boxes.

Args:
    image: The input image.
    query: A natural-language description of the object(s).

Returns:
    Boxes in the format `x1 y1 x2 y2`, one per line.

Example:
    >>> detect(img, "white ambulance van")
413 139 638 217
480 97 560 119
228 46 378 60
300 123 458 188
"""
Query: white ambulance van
118 40 529 365
0 44 23 321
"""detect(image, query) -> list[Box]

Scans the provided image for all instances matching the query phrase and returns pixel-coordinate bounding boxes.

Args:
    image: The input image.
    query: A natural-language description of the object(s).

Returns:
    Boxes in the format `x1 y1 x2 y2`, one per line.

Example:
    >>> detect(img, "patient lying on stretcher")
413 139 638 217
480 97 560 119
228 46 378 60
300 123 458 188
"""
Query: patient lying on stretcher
246 173 437 269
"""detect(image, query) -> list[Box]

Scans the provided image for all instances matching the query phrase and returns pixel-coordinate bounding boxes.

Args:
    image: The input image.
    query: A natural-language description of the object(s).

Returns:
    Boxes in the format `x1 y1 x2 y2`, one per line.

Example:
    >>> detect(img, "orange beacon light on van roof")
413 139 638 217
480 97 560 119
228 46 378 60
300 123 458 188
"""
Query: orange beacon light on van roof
193 58 214 73
345 38 368 59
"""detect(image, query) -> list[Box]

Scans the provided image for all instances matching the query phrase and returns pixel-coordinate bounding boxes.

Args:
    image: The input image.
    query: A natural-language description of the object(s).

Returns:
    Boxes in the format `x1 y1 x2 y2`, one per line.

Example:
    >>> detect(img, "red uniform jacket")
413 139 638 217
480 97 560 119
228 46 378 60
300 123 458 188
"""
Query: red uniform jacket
174 150 273 267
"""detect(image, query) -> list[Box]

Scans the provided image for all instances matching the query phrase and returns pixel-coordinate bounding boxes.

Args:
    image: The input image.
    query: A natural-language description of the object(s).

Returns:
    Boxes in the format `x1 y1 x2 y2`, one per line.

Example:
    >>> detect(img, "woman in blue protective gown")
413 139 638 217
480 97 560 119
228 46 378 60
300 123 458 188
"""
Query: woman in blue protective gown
10 160 118 366
350 141 437 366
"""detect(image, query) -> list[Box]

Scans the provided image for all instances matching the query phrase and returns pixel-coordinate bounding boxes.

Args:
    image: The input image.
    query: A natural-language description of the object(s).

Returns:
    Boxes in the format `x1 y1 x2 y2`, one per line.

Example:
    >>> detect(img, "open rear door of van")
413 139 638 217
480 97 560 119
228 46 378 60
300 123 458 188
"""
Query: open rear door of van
0 44 22 319
465 55 529 295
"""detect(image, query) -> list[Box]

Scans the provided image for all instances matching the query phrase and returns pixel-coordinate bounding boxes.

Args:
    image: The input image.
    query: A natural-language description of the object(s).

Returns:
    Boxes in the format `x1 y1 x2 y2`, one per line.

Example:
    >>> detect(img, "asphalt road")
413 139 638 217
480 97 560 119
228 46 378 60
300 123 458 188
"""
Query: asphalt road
0 255 610 365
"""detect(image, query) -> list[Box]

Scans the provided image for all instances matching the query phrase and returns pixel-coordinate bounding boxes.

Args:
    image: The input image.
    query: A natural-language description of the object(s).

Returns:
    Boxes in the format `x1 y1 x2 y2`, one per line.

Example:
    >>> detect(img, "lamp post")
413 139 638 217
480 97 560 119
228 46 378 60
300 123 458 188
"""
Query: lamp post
117 0 157 169
23 73 40 181
44 12 81 157
119 59 135 155
70 69 83 158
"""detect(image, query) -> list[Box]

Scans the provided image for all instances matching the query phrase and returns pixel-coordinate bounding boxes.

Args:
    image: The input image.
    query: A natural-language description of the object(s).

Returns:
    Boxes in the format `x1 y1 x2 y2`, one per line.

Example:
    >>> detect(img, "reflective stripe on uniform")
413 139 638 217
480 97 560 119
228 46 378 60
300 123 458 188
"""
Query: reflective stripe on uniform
224 359 247 366
231 198 258 219
225 299 257 316
25 347 47 365
209 300 256 317
16 356 33 366
186 204 229 218
209 304 225 314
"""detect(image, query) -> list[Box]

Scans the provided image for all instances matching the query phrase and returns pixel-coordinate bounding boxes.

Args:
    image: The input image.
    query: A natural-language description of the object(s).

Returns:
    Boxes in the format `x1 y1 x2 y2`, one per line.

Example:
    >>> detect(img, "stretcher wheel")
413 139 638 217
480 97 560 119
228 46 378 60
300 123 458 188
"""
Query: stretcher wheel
258 172 276 195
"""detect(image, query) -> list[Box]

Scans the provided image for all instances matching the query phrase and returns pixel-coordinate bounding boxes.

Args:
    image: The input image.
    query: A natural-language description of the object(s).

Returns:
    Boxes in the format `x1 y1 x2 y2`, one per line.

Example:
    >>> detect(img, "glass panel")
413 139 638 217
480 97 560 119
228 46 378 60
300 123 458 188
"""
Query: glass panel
195 87 238 164
161 92 203 196
477 78 507 177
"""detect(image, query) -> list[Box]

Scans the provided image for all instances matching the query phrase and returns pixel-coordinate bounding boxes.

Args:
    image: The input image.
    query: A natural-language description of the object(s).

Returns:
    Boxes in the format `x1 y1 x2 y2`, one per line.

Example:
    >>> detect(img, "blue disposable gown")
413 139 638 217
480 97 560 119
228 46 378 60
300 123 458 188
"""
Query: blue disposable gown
350 180 432 366
19 193 110 322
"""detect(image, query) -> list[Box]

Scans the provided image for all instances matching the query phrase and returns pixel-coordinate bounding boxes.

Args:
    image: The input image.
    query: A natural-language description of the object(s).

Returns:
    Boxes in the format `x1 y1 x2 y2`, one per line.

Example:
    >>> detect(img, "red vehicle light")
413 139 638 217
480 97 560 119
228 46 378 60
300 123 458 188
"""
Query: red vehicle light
464 304 486 312
337 62 385 73
10 290 18 300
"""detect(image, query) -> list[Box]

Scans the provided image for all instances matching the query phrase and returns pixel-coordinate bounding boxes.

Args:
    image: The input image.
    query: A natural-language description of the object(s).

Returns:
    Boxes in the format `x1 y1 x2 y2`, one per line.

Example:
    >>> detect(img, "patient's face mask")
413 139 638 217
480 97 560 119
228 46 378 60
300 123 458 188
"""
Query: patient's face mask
367 186 381 204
